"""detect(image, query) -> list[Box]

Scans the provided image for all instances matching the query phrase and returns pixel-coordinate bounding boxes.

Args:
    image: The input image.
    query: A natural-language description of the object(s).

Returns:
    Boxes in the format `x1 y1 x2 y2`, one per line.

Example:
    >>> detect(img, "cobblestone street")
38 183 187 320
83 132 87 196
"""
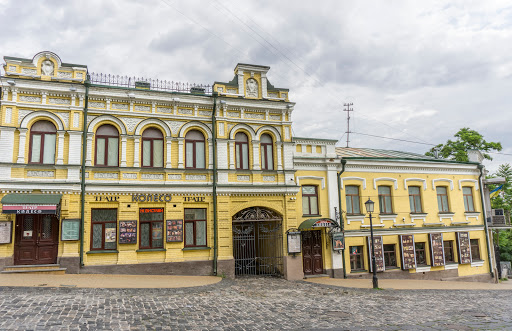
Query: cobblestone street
0 278 511 330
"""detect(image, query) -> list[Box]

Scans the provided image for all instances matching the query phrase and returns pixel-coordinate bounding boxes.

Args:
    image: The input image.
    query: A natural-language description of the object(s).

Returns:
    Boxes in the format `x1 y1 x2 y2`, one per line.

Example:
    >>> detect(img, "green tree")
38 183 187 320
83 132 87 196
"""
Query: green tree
490 163 512 212
425 127 502 162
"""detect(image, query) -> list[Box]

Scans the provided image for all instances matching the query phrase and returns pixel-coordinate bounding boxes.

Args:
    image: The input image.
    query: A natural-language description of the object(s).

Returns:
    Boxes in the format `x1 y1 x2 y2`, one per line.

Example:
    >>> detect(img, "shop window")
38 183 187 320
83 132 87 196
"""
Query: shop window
90 209 117 251
260 134 274 170
235 132 249 170
185 130 205 169
350 246 364 270
378 186 393 214
470 239 481 260
383 244 397 268
436 186 450 212
302 185 319 216
29 120 56 164
444 240 455 263
139 208 164 249
142 128 164 168
415 242 427 265
463 187 475 212
345 185 361 215
408 186 423 213
95 124 119 167
184 208 207 247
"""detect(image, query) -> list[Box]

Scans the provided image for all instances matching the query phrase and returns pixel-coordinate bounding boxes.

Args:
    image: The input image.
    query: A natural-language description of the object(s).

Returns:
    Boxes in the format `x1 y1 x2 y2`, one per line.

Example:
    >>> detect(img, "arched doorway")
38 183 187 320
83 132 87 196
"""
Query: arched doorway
232 207 283 277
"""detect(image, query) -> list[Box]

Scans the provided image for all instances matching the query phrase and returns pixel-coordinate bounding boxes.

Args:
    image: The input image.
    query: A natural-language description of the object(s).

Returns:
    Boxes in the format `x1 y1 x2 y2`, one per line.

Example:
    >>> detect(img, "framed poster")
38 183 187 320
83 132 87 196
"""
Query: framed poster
429 233 445 267
166 219 183 242
456 232 472 264
0 221 13 244
61 219 80 241
400 234 416 270
332 232 344 251
287 231 301 254
119 220 137 244
367 235 385 272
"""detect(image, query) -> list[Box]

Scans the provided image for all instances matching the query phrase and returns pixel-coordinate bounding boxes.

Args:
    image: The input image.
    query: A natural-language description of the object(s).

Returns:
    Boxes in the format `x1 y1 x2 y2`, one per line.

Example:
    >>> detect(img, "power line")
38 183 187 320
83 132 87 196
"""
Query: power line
350 131 437 146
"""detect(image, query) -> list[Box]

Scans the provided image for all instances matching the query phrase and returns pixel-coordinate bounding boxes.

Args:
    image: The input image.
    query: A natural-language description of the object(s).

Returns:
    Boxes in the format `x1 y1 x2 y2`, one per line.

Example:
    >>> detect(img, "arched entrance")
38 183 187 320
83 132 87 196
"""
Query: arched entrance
232 207 283 277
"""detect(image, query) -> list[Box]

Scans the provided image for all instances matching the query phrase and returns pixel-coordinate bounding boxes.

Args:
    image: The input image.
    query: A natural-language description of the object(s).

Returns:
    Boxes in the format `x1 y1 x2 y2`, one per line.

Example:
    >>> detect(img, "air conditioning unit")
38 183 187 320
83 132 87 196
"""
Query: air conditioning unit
492 209 504 216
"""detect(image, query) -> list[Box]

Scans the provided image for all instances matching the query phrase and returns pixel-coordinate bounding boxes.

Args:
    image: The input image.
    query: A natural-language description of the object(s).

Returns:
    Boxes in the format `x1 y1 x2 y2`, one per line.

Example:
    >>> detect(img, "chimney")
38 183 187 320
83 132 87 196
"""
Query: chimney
468 149 484 163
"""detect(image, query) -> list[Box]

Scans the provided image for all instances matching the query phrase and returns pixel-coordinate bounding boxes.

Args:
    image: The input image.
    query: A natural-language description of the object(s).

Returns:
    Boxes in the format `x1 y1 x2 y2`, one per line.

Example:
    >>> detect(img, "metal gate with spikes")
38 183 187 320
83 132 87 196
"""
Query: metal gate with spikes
232 207 283 277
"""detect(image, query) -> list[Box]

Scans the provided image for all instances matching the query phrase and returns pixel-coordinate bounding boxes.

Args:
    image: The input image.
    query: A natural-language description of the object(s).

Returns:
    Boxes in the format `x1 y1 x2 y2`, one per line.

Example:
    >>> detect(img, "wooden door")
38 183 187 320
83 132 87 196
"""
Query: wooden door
14 215 59 265
302 230 324 275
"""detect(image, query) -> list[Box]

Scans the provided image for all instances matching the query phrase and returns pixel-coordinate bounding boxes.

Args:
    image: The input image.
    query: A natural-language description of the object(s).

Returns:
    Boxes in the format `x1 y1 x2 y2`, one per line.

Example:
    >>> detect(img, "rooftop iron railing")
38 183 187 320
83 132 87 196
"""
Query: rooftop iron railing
89 72 213 95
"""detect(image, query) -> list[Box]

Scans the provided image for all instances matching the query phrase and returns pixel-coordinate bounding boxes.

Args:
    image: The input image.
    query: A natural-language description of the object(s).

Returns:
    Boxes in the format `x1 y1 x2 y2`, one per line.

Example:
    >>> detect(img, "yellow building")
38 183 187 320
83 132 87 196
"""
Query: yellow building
0 51 495 281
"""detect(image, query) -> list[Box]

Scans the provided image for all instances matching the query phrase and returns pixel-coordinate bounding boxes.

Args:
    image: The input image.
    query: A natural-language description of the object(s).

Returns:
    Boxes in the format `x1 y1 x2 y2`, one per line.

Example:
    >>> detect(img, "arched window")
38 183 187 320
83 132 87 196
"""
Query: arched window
185 130 205 169
260 133 273 170
142 128 164 168
95 124 119 166
235 132 249 170
29 120 56 164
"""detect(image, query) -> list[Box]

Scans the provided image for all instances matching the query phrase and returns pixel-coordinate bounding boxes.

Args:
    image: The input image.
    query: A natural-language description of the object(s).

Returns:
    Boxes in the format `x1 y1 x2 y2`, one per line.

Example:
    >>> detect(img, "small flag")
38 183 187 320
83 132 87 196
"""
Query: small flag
490 185 503 199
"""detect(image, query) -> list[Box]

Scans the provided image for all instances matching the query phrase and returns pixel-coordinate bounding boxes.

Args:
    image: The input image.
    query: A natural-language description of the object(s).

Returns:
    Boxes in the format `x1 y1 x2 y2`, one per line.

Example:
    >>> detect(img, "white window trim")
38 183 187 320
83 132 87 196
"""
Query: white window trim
340 177 366 190
458 179 479 190
374 177 398 190
296 176 325 189
346 215 365 225
432 178 454 191
404 178 427 190
471 260 485 267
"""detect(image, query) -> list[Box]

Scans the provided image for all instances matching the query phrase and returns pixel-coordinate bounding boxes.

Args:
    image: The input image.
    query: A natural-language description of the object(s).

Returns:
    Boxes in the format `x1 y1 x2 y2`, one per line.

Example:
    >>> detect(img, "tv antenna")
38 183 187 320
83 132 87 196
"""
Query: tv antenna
343 103 354 147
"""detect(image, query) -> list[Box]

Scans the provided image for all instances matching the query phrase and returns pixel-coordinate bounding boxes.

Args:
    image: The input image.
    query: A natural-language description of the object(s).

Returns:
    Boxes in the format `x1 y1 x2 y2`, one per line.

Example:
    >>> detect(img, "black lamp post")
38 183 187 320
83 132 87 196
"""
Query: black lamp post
365 198 379 289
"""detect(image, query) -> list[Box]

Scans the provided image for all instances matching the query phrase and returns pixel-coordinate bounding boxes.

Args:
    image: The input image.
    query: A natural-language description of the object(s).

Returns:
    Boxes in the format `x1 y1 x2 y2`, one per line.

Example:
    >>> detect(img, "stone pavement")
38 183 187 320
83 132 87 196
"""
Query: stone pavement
0 277 512 330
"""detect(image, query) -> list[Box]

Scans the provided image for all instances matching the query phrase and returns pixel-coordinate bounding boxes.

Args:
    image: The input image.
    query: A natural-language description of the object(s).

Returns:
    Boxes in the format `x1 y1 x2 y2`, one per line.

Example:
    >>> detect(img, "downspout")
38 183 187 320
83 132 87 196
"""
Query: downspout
212 92 218 276
478 164 494 278
337 159 347 278
79 74 90 268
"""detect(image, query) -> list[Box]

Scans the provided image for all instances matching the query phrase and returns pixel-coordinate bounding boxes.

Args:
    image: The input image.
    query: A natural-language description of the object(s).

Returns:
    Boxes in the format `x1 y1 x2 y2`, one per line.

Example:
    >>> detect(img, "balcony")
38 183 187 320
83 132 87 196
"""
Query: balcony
487 209 511 228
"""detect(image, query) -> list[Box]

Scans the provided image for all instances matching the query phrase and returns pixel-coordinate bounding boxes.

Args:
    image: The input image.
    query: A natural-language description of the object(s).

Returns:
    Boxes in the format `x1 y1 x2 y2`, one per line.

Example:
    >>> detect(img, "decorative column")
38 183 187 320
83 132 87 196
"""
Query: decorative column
106 98 111 110
276 142 283 170
133 135 141 167
261 73 268 98
67 131 82 165
165 136 173 168
252 140 260 170
229 140 235 169
120 134 128 167
79 95 84 108
177 137 184 168
152 101 156 114
3 88 10 101
17 128 28 163
0 127 16 163
41 91 48 104
85 132 94 166
237 70 244 95
56 130 66 165
208 138 213 169
11 88 18 102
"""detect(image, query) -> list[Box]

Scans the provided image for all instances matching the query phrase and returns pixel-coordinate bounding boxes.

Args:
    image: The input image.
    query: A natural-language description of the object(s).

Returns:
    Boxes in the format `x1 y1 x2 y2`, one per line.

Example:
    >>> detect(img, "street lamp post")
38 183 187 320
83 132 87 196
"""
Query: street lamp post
365 198 379 289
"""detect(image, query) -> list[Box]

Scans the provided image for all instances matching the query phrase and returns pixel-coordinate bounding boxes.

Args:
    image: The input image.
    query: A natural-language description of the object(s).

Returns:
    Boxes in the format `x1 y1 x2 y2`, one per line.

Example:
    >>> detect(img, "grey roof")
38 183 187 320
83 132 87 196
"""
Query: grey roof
336 147 439 160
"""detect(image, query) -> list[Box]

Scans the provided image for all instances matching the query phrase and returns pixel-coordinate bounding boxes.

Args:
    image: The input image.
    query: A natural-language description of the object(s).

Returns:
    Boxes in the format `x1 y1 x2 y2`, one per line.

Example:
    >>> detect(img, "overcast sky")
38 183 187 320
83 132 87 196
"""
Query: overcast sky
1 0 511 172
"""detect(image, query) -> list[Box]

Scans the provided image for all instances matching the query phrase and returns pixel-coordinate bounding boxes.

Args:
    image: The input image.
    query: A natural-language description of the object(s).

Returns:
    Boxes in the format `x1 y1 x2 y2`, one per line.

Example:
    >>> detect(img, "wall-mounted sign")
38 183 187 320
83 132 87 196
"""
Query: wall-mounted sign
2 204 58 214
61 219 80 241
400 234 416 270
119 220 137 244
287 231 301 254
457 232 472 264
166 219 183 242
367 235 385 272
94 196 119 202
311 219 336 228
183 197 206 202
132 194 172 202
332 232 344 251
429 233 445 267
0 221 12 244
105 227 116 243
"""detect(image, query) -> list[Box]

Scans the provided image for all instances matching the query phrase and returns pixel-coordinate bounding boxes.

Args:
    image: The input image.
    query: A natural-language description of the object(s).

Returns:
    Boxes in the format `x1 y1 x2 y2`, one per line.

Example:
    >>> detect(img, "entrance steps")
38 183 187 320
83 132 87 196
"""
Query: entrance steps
1 264 66 275
304 274 329 279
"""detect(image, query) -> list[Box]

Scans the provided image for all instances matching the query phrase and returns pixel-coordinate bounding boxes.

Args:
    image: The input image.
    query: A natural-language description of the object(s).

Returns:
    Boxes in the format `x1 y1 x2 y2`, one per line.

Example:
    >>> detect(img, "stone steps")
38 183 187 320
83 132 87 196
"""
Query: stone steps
1 264 66 274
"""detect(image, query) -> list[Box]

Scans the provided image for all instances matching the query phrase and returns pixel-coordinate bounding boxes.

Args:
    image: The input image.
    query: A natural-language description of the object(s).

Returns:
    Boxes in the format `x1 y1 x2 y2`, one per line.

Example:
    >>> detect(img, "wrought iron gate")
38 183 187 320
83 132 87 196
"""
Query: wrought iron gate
232 207 283 277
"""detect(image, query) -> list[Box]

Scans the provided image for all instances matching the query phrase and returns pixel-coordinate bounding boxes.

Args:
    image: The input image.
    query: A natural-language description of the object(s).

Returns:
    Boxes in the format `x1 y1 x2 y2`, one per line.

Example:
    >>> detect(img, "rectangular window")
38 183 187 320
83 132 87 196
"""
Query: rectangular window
408 186 422 213
383 244 397 268
415 242 427 265
378 186 393 214
463 187 475 212
350 246 364 270
153 140 164 168
142 140 151 167
184 208 207 247
345 186 361 215
470 239 481 260
436 186 450 212
107 137 119 166
42 134 56 164
196 141 205 168
96 138 106 165
30 134 42 163
91 209 117 251
302 185 319 216
444 240 455 263
185 142 194 168
139 208 164 249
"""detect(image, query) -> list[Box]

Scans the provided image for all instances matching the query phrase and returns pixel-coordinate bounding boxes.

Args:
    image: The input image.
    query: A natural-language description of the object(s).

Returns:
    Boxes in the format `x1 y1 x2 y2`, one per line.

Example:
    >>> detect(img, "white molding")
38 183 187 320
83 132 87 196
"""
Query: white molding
471 260 485 267
346 215 365 225
373 177 398 190
416 266 431 272
228 123 257 140
178 121 213 139
458 179 479 190
296 176 325 189
464 212 480 221
344 225 485 237
444 263 459 270
255 125 282 141
19 110 65 130
404 178 427 190
133 118 171 137
87 115 127 134
432 178 454 191
340 177 366 190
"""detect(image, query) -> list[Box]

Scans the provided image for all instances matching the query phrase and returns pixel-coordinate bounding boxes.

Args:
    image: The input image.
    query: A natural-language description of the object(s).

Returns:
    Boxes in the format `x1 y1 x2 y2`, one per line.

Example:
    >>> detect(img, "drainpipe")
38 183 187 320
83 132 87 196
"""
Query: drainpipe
478 164 494 278
212 92 218 276
337 159 347 278
79 74 90 267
